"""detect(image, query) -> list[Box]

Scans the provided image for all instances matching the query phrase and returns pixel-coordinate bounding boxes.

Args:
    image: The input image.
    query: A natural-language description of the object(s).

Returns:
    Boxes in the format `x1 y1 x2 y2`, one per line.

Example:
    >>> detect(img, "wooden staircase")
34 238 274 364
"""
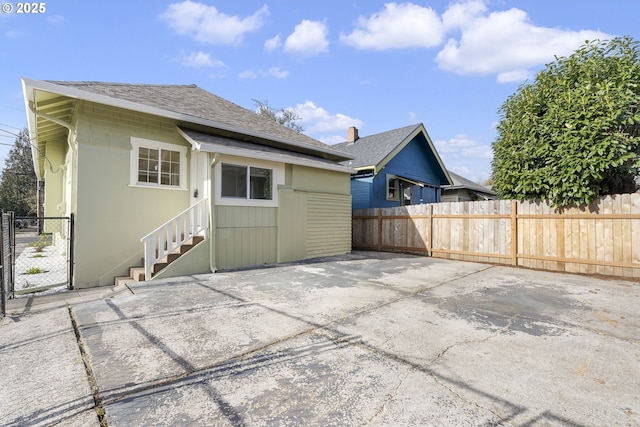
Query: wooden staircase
114 235 205 287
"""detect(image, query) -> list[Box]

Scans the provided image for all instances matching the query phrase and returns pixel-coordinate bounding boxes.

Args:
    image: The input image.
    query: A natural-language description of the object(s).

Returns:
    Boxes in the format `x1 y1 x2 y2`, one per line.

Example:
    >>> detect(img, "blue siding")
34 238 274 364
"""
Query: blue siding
351 176 373 210
358 134 447 209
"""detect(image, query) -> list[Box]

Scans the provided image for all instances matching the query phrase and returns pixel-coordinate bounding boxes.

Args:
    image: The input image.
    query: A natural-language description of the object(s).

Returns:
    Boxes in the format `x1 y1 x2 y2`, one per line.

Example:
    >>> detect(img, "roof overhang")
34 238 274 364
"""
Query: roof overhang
179 127 354 174
21 78 353 167
377 124 453 186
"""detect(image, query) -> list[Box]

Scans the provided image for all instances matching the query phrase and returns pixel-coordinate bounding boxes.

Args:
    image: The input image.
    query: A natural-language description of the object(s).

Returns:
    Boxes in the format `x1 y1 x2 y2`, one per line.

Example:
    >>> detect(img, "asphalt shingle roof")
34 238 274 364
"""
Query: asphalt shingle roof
332 124 422 168
445 171 496 195
45 81 335 153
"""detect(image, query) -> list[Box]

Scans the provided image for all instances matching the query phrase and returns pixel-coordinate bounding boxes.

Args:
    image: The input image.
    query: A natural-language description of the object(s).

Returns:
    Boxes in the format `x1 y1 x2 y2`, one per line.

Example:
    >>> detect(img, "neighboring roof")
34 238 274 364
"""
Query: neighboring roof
179 128 353 174
22 78 351 163
333 124 421 169
332 123 453 185
443 171 496 195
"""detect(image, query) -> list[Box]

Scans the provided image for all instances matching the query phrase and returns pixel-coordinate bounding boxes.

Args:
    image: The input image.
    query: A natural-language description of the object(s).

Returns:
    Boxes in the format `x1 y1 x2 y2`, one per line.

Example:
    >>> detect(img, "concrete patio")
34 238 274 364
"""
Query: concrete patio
1 251 639 426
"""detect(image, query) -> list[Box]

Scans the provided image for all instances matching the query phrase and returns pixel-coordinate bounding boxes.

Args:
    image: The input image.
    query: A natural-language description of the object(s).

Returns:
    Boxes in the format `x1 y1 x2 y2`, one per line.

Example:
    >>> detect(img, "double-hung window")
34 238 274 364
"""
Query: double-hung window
130 137 187 189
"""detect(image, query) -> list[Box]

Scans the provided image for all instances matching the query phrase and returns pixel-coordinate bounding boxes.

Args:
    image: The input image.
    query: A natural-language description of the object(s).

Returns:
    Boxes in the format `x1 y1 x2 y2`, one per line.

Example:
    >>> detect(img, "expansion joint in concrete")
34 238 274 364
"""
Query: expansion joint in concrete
68 306 108 427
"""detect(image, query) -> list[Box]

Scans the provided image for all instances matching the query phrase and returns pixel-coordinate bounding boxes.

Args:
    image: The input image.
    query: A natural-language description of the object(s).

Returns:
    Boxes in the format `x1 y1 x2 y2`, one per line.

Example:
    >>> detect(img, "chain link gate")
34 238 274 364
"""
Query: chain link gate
1 211 15 317
13 215 74 296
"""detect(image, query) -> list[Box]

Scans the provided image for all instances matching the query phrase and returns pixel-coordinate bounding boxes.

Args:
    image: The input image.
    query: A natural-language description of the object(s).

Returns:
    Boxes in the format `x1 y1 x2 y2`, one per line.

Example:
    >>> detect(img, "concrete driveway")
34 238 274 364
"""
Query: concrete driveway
1 251 639 426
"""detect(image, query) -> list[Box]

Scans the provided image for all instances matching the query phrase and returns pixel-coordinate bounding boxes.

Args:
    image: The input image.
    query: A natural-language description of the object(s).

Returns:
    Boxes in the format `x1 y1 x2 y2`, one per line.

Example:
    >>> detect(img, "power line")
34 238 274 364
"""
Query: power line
0 122 23 130
0 128 21 138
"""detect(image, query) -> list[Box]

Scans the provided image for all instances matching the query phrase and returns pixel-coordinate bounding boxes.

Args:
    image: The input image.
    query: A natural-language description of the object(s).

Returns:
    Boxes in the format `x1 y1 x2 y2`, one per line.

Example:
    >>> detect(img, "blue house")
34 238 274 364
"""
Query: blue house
334 124 452 209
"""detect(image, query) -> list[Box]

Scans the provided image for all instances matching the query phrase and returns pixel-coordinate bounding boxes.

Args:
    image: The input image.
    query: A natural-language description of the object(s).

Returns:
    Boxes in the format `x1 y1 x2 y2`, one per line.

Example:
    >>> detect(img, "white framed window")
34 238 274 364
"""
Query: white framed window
130 137 187 190
215 155 283 207
387 174 399 201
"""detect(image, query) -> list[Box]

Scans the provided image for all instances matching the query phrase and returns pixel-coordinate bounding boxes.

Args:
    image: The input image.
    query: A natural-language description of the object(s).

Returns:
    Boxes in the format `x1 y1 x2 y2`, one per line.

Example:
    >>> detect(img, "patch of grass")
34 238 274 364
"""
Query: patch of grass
25 267 46 275
31 254 45 258
28 234 51 252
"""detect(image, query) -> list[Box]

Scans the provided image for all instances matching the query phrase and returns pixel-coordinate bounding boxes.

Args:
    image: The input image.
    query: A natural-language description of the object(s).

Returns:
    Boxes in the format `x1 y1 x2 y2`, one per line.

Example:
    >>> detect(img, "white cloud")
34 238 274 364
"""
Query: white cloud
435 4 612 79
340 2 443 50
238 67 289 79
295 100 363 134
264 35 281 52
47 14 68 25
4 29 20 38
497 69 532 83
160 1 268 45
318 135 348 145
441 0 486 31
433 134 492 161
179 51 224 68
340 1 613 83
284 20 329 58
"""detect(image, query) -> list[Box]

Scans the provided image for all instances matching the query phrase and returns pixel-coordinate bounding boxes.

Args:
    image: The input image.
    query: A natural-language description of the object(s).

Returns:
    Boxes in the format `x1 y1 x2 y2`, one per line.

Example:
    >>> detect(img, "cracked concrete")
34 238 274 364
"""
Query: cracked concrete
1 251 639 426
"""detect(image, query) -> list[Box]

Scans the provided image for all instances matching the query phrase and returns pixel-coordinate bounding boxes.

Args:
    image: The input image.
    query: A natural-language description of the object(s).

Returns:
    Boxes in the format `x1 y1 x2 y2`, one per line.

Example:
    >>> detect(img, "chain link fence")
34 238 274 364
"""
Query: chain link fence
14 216 73 295
1 211 14 317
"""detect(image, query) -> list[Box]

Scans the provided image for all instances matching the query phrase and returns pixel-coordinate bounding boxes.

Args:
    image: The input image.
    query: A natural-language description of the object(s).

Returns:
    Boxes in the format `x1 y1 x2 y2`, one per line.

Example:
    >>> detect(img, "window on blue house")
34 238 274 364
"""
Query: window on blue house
387 175 399 201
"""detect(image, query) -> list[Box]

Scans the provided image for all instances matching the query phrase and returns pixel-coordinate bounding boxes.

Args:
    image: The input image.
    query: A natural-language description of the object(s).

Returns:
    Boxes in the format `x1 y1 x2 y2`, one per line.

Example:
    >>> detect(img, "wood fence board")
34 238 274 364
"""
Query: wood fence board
351 194 640 279
612 195 623 277
620 193 632 277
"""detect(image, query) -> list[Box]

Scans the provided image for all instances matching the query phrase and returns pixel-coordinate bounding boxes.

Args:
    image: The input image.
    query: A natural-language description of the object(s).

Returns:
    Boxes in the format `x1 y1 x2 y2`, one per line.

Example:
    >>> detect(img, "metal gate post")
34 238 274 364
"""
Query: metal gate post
68 213 75 290
1 211 4 317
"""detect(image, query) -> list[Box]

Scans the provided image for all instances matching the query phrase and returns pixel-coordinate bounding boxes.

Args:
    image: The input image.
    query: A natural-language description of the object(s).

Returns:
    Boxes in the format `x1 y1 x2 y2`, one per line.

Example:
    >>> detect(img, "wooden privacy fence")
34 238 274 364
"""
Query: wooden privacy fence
352 193 640 279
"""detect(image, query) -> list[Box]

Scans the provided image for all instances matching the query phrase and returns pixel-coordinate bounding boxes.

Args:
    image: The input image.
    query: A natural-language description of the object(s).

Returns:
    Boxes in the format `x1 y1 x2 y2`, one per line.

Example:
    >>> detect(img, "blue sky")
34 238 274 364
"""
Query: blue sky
1 1 639 183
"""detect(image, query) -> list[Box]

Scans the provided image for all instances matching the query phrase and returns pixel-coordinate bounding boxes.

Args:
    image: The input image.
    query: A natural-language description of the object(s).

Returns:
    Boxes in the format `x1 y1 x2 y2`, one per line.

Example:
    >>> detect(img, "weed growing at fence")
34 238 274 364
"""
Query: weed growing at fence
25 267 46 275
28 234 52 252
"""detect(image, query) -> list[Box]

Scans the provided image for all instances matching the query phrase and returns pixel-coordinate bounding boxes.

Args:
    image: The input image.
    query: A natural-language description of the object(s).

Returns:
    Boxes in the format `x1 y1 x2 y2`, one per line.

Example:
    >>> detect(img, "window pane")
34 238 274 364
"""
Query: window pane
250 167 272 200
138 147 159 183
221 164 247 198
159 149 180 187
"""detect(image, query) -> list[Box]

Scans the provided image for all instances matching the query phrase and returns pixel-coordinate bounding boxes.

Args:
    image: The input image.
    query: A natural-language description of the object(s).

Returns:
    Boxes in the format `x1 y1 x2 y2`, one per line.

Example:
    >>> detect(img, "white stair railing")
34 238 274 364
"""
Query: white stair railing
141 198 209 280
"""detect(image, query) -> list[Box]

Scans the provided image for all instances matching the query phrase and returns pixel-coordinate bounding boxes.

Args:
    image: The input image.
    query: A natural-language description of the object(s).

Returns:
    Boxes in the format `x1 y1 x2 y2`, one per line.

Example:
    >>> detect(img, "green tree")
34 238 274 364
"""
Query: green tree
492 37 640 207
0 128 37 215
252 99 304 133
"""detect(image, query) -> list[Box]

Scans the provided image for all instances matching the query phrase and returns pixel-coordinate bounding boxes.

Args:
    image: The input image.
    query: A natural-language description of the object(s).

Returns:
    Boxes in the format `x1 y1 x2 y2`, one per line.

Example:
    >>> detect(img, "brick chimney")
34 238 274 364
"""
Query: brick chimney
347 126 359 143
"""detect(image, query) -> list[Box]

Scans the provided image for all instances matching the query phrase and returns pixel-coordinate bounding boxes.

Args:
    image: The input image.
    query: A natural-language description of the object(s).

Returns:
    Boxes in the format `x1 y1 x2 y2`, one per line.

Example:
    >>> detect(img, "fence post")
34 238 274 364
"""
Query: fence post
68 214 75 290
427 204 433 257
511 200 518 266
377 208 382 251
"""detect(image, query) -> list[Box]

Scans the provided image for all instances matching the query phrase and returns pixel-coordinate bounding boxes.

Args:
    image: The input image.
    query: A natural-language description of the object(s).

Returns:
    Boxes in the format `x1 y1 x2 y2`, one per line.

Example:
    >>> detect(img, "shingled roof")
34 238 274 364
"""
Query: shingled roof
444 171 496 195
333 124 422 169
34 80 348 161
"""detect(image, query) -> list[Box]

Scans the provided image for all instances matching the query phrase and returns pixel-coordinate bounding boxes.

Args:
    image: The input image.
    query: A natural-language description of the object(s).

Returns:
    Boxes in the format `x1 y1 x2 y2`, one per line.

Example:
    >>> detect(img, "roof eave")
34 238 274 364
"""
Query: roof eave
21 78 352 163
22 78 42 180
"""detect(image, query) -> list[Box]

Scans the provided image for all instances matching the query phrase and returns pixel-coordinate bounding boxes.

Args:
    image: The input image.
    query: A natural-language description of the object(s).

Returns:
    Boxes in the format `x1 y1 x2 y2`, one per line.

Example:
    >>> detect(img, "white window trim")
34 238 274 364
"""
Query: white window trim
214 155 284 207
386 174 399 201
130 137 188 190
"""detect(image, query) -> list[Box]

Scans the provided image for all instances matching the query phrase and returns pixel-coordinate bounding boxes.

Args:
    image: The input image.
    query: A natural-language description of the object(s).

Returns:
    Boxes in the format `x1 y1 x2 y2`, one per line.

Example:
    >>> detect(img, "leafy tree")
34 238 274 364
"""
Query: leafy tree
0 128 37 215
252 99 304 133
492 37 640 207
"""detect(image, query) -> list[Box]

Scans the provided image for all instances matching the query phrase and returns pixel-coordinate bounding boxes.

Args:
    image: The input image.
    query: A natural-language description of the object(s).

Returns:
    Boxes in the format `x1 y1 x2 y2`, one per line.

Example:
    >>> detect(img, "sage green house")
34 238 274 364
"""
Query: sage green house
22 78 353 289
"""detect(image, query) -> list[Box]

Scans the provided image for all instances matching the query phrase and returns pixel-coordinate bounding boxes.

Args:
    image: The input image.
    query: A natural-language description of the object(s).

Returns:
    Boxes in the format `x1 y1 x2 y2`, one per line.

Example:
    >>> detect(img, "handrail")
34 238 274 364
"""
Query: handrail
141 198 209 280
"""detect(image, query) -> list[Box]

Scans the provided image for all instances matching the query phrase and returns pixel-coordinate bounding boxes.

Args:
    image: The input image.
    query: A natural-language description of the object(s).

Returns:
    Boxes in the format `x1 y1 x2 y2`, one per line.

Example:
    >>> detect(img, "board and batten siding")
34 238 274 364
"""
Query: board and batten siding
215 205 277 270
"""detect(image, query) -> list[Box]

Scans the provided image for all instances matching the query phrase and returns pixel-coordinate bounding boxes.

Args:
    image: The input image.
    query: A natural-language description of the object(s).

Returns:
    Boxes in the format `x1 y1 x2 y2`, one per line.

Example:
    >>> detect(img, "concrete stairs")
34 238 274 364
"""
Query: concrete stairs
114 235 205 286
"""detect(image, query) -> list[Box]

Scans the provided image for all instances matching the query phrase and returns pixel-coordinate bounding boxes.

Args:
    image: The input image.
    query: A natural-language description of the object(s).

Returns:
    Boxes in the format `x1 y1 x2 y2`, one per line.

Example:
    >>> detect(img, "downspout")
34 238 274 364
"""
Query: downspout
209 152 220 273
29 103 78 212
29 102 78 286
